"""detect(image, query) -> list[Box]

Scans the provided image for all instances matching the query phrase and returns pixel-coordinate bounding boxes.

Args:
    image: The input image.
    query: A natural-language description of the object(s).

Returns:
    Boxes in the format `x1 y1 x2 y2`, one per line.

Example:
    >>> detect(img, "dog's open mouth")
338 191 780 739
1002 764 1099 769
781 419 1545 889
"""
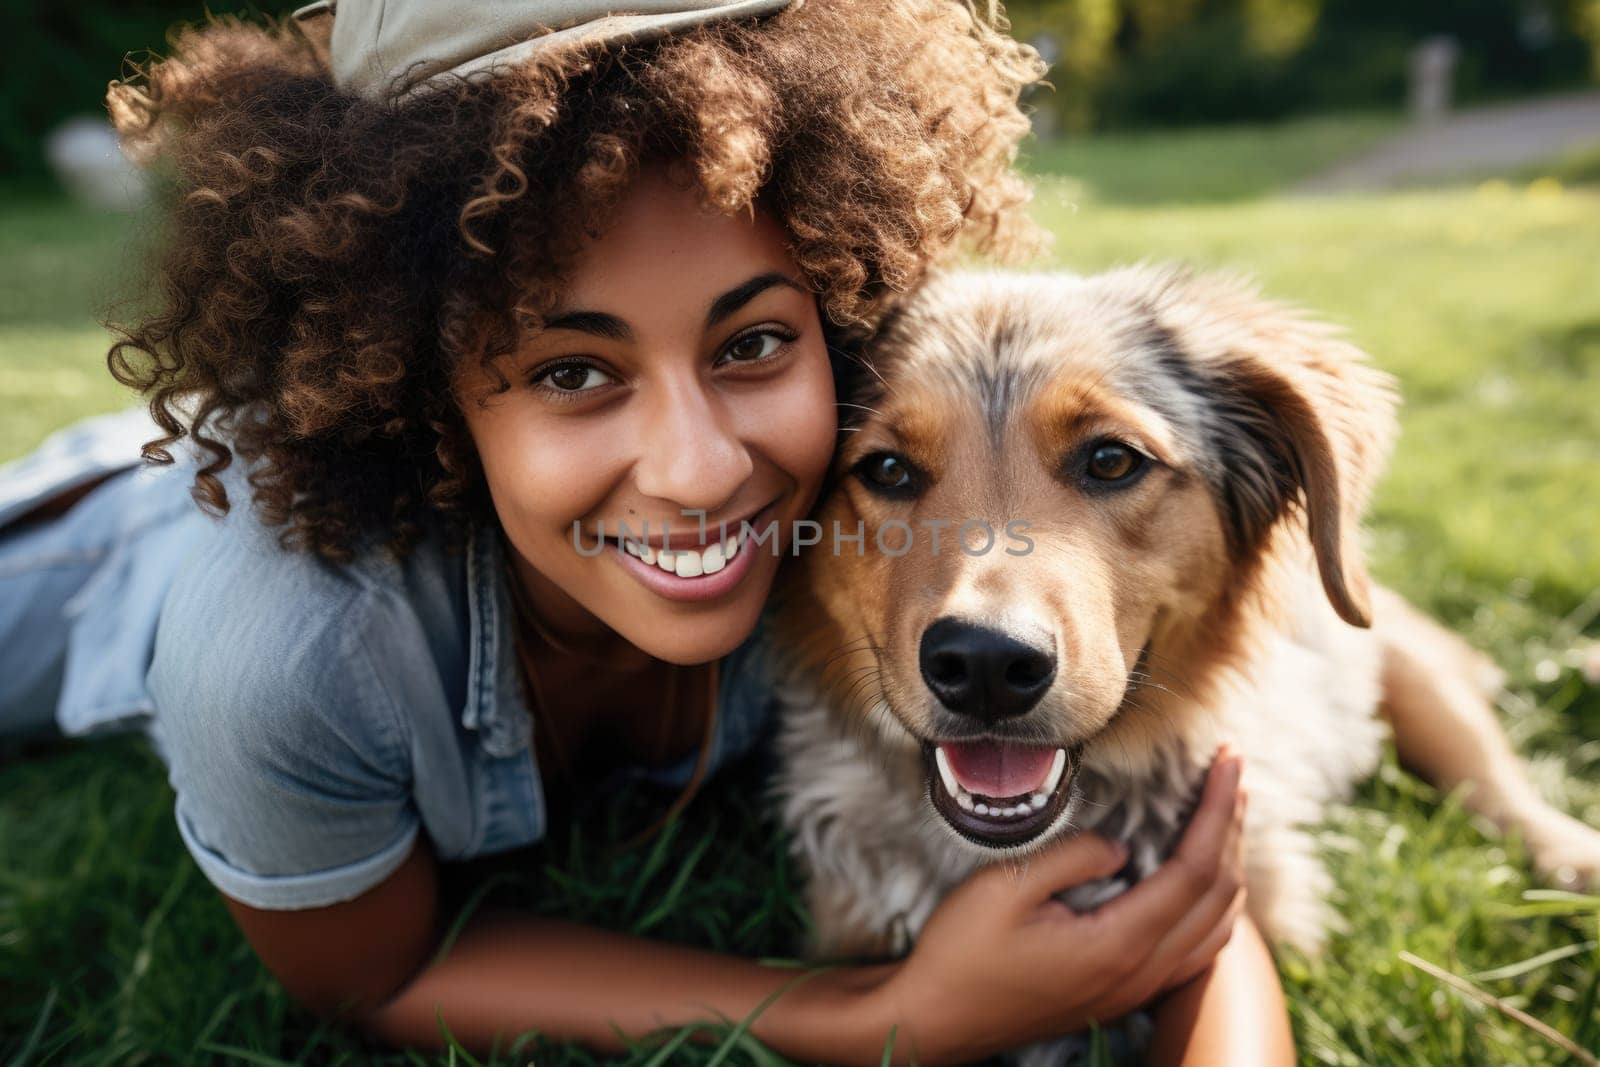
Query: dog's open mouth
922 740 1080 848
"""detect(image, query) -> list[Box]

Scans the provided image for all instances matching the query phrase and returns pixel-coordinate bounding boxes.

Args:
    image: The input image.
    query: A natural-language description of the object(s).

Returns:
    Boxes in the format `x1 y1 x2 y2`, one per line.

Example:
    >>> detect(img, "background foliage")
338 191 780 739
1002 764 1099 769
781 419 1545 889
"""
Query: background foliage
0 1 293 176
4 0 1600 175
1005 0 1600 129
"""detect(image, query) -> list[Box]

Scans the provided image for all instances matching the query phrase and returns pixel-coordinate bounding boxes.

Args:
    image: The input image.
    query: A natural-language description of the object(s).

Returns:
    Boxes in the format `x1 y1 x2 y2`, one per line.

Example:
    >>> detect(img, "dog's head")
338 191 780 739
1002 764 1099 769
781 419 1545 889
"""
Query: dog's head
776 264 1398 853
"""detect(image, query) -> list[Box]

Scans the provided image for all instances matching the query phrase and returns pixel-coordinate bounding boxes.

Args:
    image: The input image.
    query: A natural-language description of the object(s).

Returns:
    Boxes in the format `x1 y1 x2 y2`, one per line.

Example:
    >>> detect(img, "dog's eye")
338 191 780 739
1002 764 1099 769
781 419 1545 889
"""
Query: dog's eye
854 451 919 496
1085 441 1145 484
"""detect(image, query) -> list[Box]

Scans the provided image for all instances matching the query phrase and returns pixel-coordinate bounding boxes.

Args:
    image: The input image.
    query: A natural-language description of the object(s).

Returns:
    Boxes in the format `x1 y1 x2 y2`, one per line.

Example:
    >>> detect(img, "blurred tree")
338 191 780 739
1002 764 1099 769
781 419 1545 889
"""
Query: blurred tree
0 2 294 178
1243 0 1323 57
1006 0 1596 131
1008 0 1122 130
1575 0 1600 77
1128 0 1204 44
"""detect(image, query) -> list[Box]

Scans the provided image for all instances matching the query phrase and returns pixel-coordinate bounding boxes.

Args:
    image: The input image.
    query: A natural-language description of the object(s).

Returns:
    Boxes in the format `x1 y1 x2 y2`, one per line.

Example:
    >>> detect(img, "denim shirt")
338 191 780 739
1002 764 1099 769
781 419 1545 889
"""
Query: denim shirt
0 405 784 910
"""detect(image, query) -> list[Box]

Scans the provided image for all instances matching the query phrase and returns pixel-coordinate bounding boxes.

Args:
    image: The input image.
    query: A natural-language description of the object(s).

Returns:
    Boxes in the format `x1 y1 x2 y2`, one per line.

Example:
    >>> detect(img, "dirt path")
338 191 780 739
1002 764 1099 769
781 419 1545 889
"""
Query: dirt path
1294 88 1600 193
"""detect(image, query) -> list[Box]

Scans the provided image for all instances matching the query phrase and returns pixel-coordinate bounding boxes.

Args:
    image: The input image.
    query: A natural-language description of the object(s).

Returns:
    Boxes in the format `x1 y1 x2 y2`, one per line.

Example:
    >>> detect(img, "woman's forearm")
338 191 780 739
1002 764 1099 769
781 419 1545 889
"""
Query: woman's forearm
1145 914 1295 1067
361 910 905 1065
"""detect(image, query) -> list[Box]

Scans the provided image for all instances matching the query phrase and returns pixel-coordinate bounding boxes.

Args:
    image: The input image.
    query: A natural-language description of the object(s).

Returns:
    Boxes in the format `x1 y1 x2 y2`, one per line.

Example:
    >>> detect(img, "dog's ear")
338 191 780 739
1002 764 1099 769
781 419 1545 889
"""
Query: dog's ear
1130 266 1399 628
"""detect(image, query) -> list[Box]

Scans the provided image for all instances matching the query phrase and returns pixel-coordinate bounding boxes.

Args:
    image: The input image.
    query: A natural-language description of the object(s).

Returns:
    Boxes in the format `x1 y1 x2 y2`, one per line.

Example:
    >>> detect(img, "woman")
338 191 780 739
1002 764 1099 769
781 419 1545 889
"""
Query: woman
0 1 1284 1062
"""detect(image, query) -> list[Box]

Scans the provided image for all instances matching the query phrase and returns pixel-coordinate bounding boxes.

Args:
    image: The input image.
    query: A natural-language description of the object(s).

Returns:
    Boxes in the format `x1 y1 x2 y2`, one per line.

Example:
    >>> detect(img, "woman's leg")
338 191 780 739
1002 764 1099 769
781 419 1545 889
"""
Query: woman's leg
1145 915 1295 1067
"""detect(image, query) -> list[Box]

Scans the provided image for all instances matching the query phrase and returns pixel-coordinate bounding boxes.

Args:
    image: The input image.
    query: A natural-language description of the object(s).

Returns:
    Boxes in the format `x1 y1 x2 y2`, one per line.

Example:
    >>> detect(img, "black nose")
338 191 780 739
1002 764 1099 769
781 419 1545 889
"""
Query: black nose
918 617 1056 721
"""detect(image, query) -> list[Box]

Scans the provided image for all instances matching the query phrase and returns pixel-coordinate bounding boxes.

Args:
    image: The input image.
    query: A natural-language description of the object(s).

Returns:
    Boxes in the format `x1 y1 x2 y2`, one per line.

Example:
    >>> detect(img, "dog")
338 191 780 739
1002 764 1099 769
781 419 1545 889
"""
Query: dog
766 263 1600 978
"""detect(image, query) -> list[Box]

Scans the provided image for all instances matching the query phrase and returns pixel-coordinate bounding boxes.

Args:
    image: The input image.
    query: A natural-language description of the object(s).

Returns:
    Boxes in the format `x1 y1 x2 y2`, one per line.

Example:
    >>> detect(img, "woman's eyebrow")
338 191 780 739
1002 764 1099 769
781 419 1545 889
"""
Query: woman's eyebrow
540 271 808 341
540 310 633 341
704 271 808 329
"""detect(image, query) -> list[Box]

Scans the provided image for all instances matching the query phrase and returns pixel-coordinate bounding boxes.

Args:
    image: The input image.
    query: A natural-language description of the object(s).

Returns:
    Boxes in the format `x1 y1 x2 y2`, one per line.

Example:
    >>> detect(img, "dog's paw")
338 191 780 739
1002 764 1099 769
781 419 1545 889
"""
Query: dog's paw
1524 809 1600 892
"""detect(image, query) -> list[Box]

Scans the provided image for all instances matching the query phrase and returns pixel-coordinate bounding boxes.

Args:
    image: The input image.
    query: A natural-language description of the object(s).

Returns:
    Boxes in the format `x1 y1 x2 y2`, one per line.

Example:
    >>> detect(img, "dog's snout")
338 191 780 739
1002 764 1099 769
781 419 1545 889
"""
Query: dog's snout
919 617 1056 721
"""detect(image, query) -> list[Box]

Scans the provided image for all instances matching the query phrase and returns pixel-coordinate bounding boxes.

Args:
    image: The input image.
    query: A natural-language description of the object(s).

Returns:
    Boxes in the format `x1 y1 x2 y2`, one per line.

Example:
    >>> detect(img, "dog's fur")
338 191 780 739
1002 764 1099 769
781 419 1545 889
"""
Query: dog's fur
767 264 1599 969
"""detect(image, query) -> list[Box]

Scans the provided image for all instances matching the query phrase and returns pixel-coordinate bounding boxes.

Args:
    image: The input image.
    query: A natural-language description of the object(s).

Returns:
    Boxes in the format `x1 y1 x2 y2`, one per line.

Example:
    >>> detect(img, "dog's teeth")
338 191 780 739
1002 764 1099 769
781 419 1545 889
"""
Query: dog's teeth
934 747 960 798
1043 748 1067 794
974 803 990 816
1030 793 1048 810
956 791 974 812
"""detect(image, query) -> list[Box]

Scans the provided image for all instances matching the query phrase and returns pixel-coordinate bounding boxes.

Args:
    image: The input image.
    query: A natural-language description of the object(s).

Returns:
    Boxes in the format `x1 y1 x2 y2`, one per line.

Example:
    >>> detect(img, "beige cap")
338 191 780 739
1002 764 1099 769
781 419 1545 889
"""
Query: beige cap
292 0 797 102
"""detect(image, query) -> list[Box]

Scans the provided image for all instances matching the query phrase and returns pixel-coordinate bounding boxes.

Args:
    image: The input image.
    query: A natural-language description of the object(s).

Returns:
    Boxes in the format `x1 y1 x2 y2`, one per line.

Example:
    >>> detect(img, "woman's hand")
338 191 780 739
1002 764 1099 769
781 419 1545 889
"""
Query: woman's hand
876 746 1248 1065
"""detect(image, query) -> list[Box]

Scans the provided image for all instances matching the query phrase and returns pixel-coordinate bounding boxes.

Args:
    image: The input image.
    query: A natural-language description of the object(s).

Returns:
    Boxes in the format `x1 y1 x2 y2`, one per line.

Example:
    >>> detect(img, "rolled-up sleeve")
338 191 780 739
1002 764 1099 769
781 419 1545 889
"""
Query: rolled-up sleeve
147 575 419 911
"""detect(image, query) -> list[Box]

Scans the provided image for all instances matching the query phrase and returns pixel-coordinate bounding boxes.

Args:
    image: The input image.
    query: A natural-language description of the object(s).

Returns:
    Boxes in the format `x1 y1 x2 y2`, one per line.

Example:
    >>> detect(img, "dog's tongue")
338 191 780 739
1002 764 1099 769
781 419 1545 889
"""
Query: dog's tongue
940 741 1058 798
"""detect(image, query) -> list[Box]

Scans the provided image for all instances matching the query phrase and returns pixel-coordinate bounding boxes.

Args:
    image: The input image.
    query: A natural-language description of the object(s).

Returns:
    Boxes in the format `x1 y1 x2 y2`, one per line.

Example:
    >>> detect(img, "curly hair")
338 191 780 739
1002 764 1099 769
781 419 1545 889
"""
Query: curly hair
104 0 1050 563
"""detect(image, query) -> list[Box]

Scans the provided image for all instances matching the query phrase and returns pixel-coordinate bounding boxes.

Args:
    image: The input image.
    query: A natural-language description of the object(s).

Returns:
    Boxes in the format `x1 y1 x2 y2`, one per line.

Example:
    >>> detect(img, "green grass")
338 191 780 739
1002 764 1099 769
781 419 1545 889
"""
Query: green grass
1018 112 1398 205
4 113 1600 1065
0 184 154 460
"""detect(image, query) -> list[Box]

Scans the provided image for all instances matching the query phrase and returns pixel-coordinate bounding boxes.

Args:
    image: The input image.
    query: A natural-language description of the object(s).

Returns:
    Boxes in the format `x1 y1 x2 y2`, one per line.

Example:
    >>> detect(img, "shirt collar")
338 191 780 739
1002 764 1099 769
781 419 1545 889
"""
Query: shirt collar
461 521 535 757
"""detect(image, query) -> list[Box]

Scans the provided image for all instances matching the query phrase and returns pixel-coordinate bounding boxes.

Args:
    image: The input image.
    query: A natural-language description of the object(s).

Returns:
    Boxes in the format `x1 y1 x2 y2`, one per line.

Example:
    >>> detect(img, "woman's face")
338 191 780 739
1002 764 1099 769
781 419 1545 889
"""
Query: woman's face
454 159 838 666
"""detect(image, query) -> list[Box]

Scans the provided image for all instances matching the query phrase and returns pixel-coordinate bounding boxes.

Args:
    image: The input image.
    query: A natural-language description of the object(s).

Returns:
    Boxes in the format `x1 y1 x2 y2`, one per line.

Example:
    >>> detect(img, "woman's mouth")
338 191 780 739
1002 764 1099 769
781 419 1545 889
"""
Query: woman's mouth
603 499 780 603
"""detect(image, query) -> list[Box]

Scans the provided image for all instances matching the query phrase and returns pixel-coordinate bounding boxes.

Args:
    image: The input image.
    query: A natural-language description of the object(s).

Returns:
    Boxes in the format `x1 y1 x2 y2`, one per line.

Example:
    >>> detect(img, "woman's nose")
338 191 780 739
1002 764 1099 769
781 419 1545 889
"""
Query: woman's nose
630 371 754 513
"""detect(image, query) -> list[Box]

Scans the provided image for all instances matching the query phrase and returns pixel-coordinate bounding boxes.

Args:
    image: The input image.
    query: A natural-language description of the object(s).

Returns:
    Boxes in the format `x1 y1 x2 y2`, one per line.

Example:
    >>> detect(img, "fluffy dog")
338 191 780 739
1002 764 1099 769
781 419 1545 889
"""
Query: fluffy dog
768 264 1600 971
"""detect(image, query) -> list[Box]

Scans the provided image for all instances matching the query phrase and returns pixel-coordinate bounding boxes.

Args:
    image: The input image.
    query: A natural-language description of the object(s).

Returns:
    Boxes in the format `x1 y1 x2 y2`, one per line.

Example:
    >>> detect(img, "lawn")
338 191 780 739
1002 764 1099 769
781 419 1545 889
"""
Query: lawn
3 114 1599 1065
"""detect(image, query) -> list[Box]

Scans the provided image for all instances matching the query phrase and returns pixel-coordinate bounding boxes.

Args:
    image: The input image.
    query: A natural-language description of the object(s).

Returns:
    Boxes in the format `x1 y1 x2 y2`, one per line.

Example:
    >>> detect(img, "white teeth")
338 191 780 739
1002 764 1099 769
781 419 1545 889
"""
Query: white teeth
629 527 751 578
1043 748 1067 794
1030 793 1049 809
934 747 959 798
956 791 974 812
974 803 990 816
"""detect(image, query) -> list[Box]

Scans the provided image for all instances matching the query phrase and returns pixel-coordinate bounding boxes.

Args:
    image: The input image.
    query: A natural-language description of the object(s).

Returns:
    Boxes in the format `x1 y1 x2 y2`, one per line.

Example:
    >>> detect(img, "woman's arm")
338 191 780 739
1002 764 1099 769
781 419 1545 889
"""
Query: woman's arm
224 835 900 1063
223 751 1249 1066
1145 912 1295 1067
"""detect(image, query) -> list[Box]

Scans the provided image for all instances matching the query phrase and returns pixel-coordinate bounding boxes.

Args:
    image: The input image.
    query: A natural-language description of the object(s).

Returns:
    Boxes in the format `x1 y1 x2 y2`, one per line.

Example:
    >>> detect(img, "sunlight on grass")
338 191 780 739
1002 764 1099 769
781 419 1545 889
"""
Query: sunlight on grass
1020 113 1398 205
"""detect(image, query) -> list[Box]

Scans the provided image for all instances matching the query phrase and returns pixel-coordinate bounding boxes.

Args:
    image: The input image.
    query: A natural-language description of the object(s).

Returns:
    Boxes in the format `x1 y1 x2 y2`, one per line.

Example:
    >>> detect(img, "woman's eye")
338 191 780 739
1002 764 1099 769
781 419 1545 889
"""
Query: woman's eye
855 451 918 496
720 329 789 365
1085 441 1145 483
532 361 611 394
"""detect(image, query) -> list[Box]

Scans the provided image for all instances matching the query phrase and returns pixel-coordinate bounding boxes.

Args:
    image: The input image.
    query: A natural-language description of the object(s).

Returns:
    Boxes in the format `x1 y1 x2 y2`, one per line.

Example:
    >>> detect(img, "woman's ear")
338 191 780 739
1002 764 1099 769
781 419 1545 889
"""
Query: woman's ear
1129 265 1401 629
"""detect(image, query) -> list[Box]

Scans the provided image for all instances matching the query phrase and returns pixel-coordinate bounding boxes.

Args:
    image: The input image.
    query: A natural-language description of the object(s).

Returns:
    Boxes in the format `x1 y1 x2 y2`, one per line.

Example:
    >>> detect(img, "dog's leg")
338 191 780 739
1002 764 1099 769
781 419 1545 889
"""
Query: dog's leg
1375 586 1600 890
